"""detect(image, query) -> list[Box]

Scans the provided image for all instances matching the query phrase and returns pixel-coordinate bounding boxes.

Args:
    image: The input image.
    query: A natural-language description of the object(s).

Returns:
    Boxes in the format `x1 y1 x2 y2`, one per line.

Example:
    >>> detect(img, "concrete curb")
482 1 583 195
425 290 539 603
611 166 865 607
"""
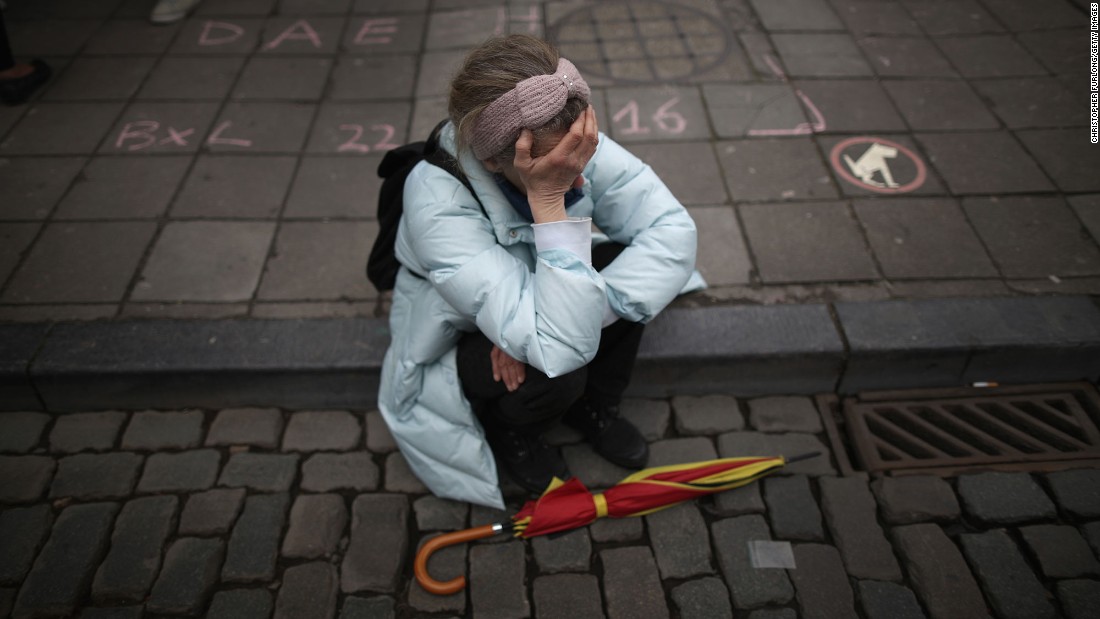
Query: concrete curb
3 296 1099 412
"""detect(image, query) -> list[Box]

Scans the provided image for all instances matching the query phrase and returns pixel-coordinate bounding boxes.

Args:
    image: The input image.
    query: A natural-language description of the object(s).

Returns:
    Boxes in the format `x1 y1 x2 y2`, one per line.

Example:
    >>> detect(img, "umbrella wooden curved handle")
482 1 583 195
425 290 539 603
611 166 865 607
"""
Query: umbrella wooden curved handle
414 524 502 595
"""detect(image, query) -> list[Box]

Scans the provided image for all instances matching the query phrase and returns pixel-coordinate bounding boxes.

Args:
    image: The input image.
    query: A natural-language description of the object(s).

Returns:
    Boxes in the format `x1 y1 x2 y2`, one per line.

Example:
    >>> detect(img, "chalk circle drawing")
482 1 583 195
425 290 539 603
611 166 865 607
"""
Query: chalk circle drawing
829 137 927 194
747 55 826 136
548 0 734 84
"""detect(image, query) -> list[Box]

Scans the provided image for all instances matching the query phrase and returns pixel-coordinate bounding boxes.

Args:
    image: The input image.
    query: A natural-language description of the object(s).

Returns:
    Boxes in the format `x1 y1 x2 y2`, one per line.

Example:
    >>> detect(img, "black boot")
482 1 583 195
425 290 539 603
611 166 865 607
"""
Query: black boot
0 59 51 106
564 397 648 469
486 426 569 495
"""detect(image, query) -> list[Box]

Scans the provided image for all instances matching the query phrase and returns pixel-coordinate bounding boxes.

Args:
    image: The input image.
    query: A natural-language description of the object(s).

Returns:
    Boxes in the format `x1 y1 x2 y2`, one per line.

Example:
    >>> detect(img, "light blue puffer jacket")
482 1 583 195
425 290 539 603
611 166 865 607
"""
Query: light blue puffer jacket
377 123 704 508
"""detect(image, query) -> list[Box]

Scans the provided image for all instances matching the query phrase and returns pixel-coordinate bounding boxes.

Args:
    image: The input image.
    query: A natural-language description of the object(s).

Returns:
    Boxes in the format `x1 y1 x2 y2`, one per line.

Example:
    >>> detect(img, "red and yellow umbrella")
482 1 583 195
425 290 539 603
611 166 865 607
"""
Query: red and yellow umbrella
414 453 817 595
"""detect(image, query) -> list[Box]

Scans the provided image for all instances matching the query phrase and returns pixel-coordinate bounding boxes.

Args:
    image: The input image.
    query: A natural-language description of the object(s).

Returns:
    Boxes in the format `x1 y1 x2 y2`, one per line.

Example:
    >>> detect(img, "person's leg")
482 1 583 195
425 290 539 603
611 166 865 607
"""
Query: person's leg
0 11 52 106
0 11 14 72
457 330 584 492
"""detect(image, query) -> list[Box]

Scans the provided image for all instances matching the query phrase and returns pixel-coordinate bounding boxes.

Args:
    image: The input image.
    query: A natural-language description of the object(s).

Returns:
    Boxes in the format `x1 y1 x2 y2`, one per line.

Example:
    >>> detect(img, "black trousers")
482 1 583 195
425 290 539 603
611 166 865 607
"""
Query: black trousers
456 243 645 435
1 11 14 71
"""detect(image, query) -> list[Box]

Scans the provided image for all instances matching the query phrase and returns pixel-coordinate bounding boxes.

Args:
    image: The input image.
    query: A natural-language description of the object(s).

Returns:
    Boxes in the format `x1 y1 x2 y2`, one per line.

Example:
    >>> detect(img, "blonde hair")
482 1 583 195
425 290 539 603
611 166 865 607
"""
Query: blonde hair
449 35 588 163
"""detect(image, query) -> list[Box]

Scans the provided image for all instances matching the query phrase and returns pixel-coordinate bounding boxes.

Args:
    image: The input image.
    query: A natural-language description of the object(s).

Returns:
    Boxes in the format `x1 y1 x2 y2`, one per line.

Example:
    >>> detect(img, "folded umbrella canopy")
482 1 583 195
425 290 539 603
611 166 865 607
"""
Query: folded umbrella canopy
414 453 818 595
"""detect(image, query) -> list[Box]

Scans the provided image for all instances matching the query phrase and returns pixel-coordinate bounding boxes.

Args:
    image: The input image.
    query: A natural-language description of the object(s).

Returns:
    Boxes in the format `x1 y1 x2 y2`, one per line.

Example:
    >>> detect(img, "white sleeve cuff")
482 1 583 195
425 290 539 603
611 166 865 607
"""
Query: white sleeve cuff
531 217 592 265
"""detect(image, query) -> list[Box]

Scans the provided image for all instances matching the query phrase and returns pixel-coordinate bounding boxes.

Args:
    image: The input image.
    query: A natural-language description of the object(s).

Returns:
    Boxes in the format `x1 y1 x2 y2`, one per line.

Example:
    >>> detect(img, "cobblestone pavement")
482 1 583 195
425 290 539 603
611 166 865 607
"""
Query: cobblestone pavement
2 0 1100 323
2 395 1099 618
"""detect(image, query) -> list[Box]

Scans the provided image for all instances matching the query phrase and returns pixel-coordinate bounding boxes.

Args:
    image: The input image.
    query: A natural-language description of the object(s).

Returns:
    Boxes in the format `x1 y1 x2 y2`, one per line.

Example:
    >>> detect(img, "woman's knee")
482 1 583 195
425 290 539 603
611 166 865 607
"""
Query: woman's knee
496 365 586 427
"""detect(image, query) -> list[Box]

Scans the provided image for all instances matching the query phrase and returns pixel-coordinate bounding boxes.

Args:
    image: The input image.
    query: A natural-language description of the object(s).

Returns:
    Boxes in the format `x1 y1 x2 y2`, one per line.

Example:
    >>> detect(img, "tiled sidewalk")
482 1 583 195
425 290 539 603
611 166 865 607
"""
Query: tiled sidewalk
2 395 1099 618
2 0 1099 324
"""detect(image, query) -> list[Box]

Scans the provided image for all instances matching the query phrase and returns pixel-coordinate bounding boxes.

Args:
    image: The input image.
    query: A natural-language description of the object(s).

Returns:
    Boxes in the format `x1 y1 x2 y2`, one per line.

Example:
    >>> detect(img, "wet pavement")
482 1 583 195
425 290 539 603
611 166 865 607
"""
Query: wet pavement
1 0 1099 322
1 395 1099 618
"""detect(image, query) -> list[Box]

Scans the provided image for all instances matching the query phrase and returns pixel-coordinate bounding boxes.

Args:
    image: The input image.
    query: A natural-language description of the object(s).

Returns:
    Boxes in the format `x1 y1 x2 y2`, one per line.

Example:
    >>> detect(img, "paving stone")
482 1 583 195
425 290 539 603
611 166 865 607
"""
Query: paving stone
625 143 729 205
55 156 191 220
893 524 991 619
671 577 732 619
286 156 382 219
857 580 927 619
1017 128 1100 193
342 494 409 593
304 101 411 155
871 476 960 524
819 476 902 580
601 546 669 619
830 0 921 35
1082 521 1100 558
1 222 157 304
589 517 643 542
0 504 52 585
856 36 957 77
958 529 1056 619
233 57 332 100
1 103 124 155
282 410 363 452
562 443 633 489
957 472 1057 525
530 527 591 574
972 77 1087 129
50 452 143 500
711 483 766 516
383 451 430 493
764 476 825 541
1018 30 1085 76
223 493 290 583
746 610 797 619
275 562 339 619
138 56 244 100
78 607 144 619
772 33 872 77
0 223 40 284
711 515 794 608
747 397 822 433
85 19 181 54
257 221 378 301
179 487 247 535
339 595 395 619
330 55 417 101
206 408 284 448
702 83 809 138
882 80 998 131
687 206 754 286
92 495 178 603
534 574 604 619
740 201 877 283
219 453 299 492
0 455 56 502
717 432 835 477
789 79 907 133
903 0 1003 34
789 544 856 619
120 410 204 450
45 56 156 102
935 35 1047 78
302 452 380 492
1058 580 1100 619
648 438 718 468
751 0 843 30
13 502 119 618
208 588 275 619
414 495 469 531
964 195 1100 277
208 101 316 154
147 537 225 615
853 198 998 279
408 535 466 614
917 132 1054 195
283 493 347 559
1071 196 1100 247
0 412 49 453
172 155 297 218
137 449 221 493
620 398 670 442
1019 524 1100 579
716 140 838 202
646 502 713 580
671 395 745 435
470 540 529 619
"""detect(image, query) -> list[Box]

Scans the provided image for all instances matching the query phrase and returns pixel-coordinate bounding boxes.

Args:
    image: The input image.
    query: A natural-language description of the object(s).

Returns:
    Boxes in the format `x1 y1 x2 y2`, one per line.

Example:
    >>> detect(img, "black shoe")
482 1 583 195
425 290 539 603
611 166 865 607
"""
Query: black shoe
0 59 52 106
564 398 648 469
487 427 569 495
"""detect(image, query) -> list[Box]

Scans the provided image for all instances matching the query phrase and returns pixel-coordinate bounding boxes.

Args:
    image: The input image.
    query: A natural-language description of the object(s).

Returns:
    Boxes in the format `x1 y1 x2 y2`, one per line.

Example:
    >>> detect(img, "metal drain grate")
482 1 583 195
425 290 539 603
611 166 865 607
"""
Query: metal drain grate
837 383 1100 475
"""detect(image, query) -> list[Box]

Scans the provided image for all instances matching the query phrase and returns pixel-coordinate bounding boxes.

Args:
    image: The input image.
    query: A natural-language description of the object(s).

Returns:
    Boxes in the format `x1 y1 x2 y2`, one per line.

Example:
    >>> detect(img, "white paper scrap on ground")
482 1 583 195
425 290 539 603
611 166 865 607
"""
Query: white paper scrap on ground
748 540 796 569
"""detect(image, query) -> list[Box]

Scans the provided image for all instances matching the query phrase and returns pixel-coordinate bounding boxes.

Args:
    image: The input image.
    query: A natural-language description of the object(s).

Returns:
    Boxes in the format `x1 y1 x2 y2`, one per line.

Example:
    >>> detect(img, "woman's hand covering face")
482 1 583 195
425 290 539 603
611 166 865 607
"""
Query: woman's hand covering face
512 105 598 222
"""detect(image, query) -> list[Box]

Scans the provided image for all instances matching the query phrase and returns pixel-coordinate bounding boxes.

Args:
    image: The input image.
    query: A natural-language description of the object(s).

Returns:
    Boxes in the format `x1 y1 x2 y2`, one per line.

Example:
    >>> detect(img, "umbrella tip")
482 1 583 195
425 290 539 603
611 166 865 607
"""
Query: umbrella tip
784 451 822 464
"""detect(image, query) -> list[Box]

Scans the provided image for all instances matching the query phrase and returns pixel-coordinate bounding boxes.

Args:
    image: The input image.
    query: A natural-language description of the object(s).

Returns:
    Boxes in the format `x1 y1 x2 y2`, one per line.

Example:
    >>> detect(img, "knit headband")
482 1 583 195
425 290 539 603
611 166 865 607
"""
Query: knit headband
470 57 591 160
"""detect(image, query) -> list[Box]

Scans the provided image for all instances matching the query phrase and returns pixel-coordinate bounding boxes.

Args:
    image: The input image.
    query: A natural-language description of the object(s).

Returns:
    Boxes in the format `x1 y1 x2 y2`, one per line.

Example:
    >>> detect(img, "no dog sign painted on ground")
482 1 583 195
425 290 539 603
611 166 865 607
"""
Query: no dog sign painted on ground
829 136 927 194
